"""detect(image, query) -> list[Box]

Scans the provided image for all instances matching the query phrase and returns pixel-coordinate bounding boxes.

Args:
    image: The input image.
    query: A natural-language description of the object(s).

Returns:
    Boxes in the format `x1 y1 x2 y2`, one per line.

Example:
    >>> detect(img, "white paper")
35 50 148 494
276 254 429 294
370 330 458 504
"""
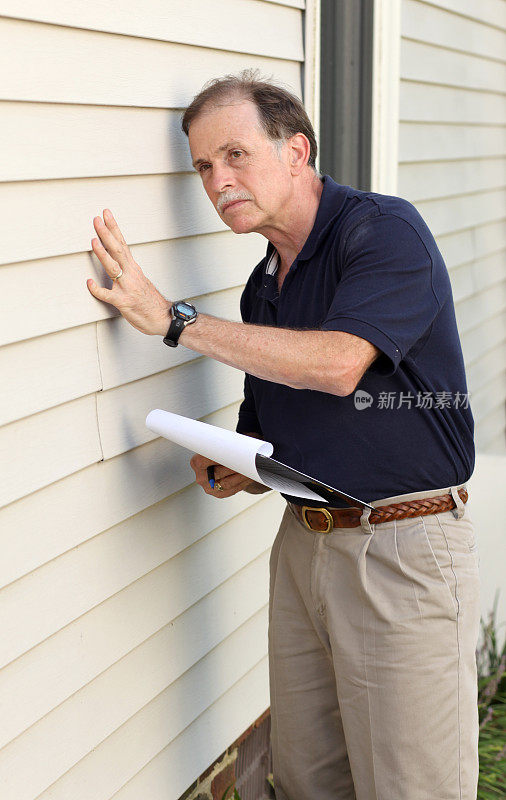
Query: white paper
145 408 325 501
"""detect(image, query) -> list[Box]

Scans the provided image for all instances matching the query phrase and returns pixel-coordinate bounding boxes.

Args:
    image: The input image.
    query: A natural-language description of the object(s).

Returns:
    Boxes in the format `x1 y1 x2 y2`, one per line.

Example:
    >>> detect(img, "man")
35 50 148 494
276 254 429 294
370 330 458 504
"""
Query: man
87 71 481 800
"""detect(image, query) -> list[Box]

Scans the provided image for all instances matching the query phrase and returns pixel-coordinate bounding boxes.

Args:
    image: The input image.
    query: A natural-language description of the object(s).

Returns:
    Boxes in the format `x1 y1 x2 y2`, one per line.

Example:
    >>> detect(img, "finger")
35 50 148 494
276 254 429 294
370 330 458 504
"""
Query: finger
211 473 244 491
211 485 237 498
93 216 125 264
87 278 116 304
212 466 238 481
212 480 250 498
91 237 122 279
196 469 230 489
217 473 251 491
103 209 128 245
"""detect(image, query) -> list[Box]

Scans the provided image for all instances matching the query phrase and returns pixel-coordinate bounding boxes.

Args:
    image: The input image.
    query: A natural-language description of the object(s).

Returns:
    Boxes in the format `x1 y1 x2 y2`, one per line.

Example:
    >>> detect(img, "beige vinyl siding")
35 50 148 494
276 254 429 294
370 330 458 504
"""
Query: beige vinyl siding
0 2 313 797
399 0 506 455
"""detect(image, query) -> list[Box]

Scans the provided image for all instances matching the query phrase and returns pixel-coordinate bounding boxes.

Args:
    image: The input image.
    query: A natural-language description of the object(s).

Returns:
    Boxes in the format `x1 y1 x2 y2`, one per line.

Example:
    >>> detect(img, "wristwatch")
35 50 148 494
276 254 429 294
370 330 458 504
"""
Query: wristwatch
163 300 198 347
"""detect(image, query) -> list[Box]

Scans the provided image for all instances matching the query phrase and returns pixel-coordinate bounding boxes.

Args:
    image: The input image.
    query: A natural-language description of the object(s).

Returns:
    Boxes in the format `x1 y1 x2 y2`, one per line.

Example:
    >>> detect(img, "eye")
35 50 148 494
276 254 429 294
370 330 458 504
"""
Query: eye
198 163 210 174
230 150 243 160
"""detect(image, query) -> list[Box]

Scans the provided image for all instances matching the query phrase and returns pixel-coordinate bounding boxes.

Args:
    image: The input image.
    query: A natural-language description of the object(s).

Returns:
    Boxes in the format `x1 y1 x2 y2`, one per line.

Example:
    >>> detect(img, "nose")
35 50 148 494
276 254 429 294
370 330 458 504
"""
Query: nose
209 161 236 195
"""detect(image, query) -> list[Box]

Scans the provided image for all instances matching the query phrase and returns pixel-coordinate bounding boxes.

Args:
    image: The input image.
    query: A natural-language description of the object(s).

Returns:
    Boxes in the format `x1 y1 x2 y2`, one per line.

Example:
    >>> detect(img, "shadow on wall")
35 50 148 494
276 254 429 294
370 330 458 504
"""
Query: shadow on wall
467 452 506 652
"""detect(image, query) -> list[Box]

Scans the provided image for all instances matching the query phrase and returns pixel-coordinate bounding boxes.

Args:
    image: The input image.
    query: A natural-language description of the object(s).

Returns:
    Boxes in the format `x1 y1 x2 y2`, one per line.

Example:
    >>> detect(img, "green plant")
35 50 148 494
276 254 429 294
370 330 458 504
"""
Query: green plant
477 591 506 798
220 786 241 800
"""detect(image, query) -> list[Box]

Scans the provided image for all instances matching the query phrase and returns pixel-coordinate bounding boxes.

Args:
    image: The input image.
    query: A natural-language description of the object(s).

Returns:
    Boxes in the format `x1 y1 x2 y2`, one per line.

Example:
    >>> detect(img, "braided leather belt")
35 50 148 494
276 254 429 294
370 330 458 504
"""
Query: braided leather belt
289 488 468 533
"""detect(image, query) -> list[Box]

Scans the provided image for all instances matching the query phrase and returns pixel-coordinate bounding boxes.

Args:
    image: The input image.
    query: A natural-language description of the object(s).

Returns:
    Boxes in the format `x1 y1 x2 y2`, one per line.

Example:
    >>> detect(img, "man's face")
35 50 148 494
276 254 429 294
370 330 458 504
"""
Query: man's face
188 99 293 234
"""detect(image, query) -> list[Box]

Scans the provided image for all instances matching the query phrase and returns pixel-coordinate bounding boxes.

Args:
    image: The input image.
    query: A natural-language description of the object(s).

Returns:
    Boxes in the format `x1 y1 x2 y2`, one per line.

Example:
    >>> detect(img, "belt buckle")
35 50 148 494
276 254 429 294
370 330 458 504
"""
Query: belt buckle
301 505 333 533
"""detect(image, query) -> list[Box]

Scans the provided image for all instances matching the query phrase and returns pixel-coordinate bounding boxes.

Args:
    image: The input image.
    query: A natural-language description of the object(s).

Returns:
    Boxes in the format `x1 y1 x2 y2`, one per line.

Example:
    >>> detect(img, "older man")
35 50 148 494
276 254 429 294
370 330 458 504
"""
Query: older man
87 71 481 800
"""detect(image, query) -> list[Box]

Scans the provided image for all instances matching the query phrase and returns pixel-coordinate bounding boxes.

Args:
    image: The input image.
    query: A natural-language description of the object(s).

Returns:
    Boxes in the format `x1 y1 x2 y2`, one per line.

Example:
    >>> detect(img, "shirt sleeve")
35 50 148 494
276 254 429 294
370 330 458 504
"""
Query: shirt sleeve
236 373 262 435
320 213 445 377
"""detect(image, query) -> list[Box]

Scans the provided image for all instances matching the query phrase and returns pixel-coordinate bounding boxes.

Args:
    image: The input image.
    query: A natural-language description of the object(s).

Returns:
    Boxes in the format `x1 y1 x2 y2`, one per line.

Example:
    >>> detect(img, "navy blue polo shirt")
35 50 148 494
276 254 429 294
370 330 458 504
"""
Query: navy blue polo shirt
235 174 475 507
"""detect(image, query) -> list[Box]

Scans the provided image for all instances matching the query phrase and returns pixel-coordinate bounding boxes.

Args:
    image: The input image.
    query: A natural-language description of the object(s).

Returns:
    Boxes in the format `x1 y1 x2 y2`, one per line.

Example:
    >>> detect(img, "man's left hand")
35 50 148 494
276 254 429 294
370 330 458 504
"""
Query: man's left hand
87 209 171 336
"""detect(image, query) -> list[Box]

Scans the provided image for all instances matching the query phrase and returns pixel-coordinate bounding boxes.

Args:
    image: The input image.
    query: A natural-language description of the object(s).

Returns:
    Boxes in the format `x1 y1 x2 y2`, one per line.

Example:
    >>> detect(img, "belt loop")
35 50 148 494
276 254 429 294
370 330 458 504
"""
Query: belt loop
450 485 466 519
360 505 374 535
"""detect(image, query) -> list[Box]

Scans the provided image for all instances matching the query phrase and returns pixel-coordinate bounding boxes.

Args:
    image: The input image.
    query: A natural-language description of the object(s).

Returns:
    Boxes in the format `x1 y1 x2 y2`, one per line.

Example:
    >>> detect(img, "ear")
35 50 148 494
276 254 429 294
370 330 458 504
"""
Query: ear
288 133 311 175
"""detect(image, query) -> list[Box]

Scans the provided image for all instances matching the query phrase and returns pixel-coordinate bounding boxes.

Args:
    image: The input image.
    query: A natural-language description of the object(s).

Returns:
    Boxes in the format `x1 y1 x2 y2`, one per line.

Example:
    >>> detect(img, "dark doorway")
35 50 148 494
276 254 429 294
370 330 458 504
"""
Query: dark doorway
319 0 374 190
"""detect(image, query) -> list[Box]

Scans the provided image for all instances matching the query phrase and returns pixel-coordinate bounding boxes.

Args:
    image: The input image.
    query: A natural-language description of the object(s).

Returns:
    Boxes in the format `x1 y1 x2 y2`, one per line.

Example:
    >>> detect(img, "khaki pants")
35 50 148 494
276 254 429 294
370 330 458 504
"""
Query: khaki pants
268 484 481 800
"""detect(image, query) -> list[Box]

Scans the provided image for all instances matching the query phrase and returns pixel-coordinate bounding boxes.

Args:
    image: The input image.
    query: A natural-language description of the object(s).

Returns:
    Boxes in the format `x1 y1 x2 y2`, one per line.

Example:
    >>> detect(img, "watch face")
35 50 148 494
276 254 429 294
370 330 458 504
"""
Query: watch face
174 302 195 320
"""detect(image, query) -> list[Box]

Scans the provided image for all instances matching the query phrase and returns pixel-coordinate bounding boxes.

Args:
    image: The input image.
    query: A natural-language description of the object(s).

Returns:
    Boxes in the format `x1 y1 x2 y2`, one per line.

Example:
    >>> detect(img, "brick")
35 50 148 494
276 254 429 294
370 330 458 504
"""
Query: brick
199 748 228 783
211 761 236 800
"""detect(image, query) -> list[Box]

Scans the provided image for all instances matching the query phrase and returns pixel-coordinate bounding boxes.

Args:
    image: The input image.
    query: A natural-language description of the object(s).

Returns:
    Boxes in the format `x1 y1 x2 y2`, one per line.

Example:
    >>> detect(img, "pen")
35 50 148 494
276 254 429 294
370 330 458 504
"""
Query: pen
207 465 215 489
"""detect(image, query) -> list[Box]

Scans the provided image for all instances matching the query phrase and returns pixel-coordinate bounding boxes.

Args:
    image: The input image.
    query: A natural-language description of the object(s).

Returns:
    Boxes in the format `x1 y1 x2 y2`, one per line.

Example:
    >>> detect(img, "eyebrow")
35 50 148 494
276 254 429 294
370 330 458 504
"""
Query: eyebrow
192 141 246 169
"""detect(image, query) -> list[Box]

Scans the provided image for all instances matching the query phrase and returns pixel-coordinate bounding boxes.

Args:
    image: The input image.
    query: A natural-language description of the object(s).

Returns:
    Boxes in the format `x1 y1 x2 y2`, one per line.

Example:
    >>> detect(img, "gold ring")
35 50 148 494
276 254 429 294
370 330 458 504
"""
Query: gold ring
215 482 224 491
112 267 123 281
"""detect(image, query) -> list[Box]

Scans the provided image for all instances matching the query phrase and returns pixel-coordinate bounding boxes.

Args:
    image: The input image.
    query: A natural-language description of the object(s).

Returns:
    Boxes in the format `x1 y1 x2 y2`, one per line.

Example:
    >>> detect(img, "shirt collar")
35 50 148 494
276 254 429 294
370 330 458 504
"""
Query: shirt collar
263 174 349 274
265 247 279 275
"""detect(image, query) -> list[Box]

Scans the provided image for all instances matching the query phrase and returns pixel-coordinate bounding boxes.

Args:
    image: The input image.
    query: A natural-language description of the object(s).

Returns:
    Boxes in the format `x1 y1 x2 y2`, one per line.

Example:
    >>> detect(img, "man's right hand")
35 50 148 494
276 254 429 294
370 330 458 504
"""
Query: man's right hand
189 432 271 498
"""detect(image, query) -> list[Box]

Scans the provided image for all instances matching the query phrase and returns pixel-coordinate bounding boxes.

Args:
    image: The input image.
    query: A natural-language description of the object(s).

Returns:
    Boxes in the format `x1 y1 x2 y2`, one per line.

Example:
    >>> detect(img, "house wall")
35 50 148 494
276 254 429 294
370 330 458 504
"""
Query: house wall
398 0 506 455
397 0 506 629
0 2 317 798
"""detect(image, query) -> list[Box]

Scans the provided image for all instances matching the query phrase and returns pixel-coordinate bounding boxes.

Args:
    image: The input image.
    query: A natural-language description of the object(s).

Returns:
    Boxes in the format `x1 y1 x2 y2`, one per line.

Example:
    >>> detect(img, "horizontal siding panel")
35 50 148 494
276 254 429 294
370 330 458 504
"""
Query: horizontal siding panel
0 173 229 266
449 262 475 302
450 250 506 303
461 309 506 364
400 81 506 124
0 541 271 751
0 0 303 61
0 456 265 592
3 553 270 793
0 609 269 800
0 230 264 346
0 498 281 798
109 656 269 800
38 640 269 800
475 406 506 453
98 285 244 390
0 403 252 584
401 38 506 94
414 188 506 237
413 0 506 32
402 0 506 62
0 489 279 669
436 219 506 268
398 156 506 202
97 357 245 459
466 338 506 391
469 249 506 292
0 18 300 107
0 284 247 426
455 280 506 334
399 122 506 164
0 395 102 508
0 104 194 182
470 369 506 421
262 0 305 7
0 324 101 426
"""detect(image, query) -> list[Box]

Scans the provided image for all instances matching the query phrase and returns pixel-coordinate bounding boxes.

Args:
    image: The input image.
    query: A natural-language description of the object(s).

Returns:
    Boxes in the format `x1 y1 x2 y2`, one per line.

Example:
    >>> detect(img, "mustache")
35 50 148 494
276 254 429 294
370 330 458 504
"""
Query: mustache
217 191 254 214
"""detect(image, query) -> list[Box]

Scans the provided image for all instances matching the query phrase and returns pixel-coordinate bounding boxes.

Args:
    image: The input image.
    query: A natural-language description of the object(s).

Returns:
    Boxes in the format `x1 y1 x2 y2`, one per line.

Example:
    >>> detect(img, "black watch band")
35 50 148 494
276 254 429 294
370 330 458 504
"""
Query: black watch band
163 316 185 347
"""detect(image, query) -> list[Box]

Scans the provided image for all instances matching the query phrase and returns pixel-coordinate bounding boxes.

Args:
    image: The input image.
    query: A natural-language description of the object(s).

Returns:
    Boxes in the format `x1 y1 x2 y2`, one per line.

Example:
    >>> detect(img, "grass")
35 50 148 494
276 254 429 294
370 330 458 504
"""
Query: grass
477 592 506 798
221 595 506 800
